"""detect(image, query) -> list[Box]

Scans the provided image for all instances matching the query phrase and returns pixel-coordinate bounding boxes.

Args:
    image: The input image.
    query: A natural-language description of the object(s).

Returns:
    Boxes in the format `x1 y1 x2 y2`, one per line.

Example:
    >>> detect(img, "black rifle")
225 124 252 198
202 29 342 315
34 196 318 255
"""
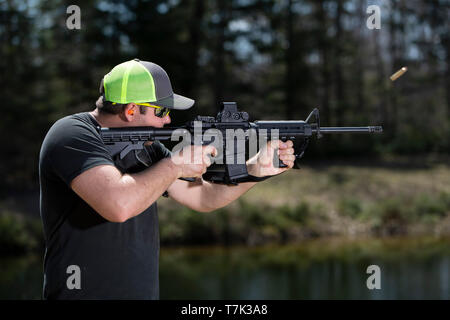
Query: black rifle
99 102 382 184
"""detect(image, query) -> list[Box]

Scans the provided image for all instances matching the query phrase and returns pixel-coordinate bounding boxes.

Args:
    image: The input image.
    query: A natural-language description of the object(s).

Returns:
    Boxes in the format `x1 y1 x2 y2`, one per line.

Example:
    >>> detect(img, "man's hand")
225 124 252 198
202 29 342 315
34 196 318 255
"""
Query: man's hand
171 145 217 179
246 140 295 177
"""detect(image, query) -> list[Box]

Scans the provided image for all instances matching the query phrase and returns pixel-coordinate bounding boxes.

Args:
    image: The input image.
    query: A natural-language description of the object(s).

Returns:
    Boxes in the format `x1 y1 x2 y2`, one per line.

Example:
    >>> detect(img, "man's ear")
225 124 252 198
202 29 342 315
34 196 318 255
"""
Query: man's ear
123 103 137 121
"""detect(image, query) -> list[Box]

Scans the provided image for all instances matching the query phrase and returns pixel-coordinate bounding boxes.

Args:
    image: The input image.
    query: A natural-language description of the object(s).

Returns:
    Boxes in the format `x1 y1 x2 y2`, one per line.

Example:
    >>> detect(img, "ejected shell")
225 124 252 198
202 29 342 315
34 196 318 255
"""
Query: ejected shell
390 67 408 81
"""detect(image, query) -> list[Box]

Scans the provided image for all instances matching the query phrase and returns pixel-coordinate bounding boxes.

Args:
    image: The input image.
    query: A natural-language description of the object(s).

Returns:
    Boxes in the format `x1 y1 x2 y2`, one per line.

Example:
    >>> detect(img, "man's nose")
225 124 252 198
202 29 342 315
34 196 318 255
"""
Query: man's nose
163 114 171 124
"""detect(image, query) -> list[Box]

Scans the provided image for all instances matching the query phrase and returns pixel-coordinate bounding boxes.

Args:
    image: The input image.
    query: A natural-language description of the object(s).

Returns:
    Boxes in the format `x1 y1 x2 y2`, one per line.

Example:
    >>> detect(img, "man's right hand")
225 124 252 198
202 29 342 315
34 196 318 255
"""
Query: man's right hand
170 145 217 179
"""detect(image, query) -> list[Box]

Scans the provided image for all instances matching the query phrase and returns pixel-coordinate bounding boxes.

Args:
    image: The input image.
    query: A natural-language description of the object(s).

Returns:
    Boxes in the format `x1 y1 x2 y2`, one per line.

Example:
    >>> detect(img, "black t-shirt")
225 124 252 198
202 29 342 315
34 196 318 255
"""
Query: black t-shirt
39 112 171 299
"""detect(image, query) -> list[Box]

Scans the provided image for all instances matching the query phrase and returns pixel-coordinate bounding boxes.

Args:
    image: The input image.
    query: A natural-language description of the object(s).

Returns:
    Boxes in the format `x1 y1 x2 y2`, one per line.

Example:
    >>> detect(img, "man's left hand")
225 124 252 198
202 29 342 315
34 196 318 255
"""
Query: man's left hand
246 140 296 178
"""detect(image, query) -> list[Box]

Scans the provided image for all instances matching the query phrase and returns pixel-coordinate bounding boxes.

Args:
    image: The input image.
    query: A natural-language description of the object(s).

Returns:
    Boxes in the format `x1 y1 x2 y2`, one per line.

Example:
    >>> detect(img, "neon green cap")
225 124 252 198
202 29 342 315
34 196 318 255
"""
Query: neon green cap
101 59 194 110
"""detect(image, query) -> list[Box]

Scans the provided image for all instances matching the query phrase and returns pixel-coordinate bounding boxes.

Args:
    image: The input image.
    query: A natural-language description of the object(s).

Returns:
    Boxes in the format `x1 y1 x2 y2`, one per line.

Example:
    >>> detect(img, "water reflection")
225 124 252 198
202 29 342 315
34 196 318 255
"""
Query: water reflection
0 237 448 299
160 237 450 299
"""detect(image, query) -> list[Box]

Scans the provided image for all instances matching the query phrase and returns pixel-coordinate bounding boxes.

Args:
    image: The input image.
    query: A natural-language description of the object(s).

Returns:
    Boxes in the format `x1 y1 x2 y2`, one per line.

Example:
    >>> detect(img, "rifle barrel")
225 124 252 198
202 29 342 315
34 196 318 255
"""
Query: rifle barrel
315 126 383 134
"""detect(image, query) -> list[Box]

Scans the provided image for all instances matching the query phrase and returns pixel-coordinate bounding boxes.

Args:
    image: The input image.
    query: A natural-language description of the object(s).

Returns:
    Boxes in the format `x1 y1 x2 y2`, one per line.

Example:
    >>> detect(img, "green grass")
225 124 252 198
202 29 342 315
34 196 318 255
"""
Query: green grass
158 163 450 244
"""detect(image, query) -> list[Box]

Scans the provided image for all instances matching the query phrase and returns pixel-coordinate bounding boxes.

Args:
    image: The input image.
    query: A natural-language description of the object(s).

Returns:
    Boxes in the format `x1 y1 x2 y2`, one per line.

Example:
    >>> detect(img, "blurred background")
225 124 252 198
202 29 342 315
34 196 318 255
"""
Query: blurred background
0 0 449 299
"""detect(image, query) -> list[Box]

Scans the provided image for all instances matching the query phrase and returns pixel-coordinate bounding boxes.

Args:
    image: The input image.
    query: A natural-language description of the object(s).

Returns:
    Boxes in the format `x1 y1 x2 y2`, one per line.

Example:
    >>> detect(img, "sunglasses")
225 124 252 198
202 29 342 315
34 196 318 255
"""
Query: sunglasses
135 103 170 118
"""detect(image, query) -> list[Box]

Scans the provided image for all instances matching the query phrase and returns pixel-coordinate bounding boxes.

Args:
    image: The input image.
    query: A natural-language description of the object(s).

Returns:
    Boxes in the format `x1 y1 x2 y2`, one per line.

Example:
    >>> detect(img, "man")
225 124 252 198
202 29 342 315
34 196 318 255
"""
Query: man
39 59 296 299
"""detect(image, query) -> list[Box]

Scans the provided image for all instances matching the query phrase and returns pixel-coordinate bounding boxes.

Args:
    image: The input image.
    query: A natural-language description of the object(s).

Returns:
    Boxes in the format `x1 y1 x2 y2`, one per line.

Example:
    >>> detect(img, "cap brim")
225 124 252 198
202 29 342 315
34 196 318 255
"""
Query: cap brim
151 94 194 110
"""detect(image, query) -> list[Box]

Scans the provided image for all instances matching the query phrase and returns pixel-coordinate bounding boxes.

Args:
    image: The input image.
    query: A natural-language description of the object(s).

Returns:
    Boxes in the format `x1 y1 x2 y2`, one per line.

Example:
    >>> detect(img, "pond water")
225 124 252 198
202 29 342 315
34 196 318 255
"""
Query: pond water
1 237 449 299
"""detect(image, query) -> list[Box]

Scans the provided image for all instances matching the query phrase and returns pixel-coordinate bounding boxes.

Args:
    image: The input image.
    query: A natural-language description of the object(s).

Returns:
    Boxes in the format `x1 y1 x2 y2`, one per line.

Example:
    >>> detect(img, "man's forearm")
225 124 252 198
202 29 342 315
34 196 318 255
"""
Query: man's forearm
200 180 257 212
118 158 180 219
197 159 265 212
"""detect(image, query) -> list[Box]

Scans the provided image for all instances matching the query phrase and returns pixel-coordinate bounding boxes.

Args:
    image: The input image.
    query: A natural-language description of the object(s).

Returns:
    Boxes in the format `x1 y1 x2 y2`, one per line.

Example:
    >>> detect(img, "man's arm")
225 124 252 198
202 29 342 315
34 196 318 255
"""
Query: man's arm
166 140 296 212
70 144 214 222
71 158 181 222
166 179 257 213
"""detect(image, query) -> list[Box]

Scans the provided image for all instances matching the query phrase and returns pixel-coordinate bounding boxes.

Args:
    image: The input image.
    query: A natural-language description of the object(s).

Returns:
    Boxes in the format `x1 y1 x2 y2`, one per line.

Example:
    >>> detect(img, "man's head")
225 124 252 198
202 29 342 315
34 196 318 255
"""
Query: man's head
96 59 194 127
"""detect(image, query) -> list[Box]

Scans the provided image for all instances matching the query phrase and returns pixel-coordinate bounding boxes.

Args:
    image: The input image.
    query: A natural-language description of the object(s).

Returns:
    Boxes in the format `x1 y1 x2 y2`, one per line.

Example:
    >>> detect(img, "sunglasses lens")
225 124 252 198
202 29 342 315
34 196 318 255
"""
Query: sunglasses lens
155 107 169 118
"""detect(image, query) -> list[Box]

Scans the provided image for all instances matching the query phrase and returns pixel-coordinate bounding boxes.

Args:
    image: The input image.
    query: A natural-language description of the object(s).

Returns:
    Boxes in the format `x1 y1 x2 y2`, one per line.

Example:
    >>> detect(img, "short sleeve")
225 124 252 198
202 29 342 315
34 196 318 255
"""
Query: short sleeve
46 117 114 186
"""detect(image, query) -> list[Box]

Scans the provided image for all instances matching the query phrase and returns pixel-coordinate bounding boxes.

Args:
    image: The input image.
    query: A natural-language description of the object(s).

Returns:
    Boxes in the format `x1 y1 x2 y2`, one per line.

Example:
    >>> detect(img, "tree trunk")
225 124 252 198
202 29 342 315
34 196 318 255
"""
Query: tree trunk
373 31 389 127
186 0 205 99
334 0 344 127
354 0 365 120
388 0 399 137
316 0 331 125
214 0 230 111
284 0 295 119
